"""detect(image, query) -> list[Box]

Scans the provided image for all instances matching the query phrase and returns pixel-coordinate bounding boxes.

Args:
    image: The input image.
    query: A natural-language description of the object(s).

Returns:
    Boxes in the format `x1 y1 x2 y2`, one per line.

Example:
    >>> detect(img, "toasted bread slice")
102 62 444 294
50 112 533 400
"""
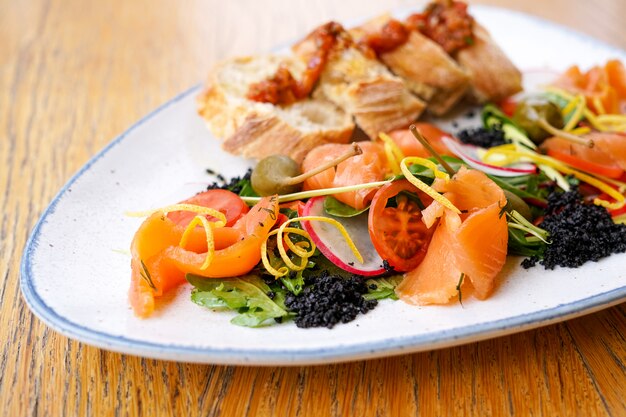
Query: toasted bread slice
293 23 425 139
456 23 522 103
351 15 470 116
197 55 354 162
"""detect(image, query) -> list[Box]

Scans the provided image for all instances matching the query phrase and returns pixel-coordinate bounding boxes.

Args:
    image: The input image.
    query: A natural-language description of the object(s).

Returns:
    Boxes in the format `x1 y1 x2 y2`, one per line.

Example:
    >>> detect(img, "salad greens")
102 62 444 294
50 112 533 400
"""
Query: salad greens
187 274 290 327
323 196 369 217
363 276 403 301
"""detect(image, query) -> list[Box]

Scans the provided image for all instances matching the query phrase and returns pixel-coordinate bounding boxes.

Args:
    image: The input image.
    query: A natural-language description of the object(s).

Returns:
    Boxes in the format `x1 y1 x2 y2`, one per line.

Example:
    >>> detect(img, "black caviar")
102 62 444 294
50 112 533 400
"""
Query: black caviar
284 272 377 328
206 167 252 194
457 126 506 148
522 188 626 269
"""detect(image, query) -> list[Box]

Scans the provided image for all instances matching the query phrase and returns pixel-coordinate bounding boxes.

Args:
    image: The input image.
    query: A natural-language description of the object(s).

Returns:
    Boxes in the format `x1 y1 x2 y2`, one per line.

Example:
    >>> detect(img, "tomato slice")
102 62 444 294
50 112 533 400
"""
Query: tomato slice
167 189 249 227
498 97 517 117
368 180 437 272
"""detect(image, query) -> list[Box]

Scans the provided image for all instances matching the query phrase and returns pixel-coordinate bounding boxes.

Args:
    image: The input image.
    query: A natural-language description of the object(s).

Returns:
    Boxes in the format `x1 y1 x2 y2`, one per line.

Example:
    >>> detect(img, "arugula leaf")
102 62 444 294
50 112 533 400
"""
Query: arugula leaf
187 274 288 327
237 180 258 198
323 196 369 217
280 270 306 295
395 156 465 183
386 191 426 210
363 276 403 301
507 227 547 257
487 174 548 203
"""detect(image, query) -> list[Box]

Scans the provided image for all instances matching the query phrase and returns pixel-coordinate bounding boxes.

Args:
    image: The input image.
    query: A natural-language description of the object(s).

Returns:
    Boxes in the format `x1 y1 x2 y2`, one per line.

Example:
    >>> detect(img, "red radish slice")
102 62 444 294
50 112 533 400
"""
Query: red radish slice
442 137 536 177
301 197 386 276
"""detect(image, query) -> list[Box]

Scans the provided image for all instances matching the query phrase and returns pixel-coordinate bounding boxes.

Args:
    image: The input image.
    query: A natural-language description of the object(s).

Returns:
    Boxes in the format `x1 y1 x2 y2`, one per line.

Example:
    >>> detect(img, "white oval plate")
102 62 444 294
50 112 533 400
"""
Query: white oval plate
20 6 626 365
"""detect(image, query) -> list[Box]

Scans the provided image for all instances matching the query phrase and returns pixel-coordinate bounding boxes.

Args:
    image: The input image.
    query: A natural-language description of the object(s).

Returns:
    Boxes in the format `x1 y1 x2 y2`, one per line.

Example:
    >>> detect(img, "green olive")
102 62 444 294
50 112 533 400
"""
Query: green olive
251 155 303 196
503 189 532 221
513 97 564 144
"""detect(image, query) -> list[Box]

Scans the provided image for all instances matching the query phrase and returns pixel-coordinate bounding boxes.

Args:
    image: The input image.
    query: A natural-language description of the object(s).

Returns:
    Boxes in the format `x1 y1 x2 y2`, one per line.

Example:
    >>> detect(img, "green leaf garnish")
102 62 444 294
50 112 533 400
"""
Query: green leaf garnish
363 276 403 301
456 273 465 307
139 260 157 291
506 210 550 258
323 196 369 217
187 274 288 327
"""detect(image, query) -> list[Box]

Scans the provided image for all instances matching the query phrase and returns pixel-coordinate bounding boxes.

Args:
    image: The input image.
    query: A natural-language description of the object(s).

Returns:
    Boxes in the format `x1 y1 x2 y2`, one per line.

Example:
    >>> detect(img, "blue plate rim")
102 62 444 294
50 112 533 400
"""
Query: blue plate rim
19 6 626 364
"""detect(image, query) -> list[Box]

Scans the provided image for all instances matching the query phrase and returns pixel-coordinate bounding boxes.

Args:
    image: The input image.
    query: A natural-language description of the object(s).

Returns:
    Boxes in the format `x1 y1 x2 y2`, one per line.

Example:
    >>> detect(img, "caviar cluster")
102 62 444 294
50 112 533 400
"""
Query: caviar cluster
205 167 253 194
457 126 506 148
522 189 626 269
284 272 378 328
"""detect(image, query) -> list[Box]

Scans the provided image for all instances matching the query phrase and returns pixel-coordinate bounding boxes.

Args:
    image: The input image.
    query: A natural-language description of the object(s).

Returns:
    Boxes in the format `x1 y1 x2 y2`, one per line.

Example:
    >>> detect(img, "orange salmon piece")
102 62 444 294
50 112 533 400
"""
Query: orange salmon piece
387 123 455 158
302 142 387 210
396 167 508 304
129 196 278 317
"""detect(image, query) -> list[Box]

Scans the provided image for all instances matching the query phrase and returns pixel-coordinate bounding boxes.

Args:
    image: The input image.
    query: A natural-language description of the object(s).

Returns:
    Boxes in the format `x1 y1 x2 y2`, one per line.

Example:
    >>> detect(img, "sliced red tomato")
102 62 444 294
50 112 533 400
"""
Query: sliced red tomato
498 97 518 117
368 180 437 272
167 189 249 227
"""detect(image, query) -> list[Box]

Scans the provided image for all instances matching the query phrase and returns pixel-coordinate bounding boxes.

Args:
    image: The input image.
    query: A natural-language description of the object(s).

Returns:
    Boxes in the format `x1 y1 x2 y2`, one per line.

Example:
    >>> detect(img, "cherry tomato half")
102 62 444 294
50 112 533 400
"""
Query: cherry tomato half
167 189 249 227
368 180 437 272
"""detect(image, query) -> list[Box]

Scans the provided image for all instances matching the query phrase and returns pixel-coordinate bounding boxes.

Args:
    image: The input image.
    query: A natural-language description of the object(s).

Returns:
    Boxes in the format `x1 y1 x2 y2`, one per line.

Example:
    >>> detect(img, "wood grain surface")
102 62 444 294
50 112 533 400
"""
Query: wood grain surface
2 0 626 415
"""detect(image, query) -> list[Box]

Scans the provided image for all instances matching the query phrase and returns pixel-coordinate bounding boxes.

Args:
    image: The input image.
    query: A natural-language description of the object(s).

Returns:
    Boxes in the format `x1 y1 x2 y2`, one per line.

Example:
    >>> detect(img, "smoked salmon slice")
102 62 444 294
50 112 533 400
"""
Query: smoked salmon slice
129 196 278 317
387 123 456 159
554 60 626 114
396 167 508 304
301 141 388 210
542 132 626 172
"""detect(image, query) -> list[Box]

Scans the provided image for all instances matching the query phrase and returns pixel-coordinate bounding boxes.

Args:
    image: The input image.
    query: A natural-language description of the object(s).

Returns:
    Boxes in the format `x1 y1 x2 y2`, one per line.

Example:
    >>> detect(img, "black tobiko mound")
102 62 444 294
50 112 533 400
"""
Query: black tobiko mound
284 271 377 329
522 188 626 269
457 126 506 148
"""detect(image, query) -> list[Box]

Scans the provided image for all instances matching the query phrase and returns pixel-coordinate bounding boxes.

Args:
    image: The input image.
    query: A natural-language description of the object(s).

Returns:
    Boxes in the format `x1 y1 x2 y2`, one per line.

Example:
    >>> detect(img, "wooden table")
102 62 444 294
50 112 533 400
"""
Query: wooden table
2 0 625 415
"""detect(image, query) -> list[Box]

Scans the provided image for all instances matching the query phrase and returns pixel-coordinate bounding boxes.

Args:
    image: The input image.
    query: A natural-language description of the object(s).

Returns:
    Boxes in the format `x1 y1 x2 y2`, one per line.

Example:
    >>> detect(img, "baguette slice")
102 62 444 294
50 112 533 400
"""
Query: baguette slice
197 55 355 162
293 23 425 139
456 23 523 103
351 15 470 116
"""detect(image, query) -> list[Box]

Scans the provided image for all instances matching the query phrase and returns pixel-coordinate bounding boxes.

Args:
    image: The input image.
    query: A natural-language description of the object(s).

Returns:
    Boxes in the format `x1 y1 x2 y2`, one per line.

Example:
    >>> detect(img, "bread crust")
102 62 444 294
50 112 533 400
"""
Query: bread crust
352 16 470 116
197 56 355 162
456 23 523 103
293 26 425 139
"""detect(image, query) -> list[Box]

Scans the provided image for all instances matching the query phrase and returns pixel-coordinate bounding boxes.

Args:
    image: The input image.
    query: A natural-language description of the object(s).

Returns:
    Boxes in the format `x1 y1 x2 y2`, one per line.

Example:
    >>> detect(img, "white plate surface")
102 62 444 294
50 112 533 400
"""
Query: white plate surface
20 6 626 365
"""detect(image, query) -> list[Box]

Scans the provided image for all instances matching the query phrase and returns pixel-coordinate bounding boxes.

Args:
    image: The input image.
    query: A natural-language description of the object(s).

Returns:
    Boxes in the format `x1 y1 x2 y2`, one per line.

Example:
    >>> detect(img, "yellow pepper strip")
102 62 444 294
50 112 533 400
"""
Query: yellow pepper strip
597 114 626 124
561 95 579 115
570 126 591 136
260 233 289 278
544 86 609 132
537 164 570 191
400 157 461 214
563 95 586 131
409 157 450 180
179 215 216 270
284 216 362 263
595 199 626 210
483 147 626 206
260 215 364 278
582 108 608 131
379 132 405 175
614 213 626 225
280 227 316 259
482 144 526 166
594 175 626 193
126 204 227 227
592 96 606 115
